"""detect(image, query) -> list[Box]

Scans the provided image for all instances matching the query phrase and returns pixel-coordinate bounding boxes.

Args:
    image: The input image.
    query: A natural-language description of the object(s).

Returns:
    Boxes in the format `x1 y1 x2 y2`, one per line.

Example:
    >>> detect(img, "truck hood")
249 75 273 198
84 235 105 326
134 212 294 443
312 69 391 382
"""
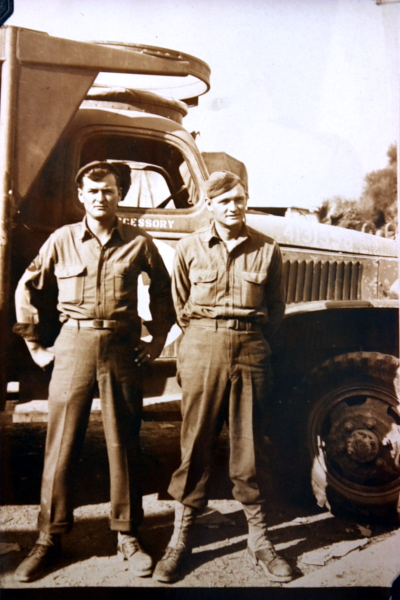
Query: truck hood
246 211 398 258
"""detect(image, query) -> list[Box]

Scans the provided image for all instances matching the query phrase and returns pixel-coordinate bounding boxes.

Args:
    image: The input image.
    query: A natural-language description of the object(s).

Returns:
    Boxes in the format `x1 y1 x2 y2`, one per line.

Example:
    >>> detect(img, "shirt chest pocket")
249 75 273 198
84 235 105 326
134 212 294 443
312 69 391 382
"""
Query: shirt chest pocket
55 265 86 305
241 271 267 308
190 269 218 307
113 263 133 300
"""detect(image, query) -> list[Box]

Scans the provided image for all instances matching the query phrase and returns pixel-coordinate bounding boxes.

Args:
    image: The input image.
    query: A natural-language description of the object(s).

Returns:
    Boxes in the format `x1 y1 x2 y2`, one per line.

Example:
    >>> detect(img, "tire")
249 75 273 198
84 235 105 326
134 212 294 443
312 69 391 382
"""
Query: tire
295 352 400 519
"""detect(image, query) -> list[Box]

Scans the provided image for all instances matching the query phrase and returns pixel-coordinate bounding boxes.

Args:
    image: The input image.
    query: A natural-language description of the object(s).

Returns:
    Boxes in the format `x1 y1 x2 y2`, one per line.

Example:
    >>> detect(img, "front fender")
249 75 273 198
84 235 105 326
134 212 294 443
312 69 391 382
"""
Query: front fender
284 299 399 317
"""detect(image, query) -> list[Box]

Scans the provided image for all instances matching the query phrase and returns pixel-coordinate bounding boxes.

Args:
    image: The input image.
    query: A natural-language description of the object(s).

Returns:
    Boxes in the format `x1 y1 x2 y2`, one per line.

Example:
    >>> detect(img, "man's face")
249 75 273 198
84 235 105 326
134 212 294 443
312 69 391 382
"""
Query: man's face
206 183 247 229
78 173 121 221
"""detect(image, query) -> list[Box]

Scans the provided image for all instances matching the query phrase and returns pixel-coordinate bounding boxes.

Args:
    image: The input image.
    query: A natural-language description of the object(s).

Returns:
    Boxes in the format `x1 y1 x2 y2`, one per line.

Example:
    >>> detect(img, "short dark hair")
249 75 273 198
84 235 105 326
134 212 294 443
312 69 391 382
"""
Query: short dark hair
76 163 121 189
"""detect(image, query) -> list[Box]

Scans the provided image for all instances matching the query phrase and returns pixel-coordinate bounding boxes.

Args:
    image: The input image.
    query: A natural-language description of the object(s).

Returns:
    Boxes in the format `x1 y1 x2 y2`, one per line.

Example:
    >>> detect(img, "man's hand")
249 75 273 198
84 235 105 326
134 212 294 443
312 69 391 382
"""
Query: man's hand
134 333 167 367
25 341 55 369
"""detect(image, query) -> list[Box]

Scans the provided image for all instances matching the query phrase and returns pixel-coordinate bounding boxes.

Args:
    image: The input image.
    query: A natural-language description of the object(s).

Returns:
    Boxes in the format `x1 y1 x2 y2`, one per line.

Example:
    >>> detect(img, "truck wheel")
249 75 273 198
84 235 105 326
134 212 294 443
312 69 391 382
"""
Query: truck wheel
298 352 400 519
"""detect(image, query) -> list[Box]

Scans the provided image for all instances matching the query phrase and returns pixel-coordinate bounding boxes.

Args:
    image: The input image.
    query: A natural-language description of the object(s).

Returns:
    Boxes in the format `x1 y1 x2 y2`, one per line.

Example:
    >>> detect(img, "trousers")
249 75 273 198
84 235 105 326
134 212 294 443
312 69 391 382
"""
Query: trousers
168 322 273 509
38 324 144 534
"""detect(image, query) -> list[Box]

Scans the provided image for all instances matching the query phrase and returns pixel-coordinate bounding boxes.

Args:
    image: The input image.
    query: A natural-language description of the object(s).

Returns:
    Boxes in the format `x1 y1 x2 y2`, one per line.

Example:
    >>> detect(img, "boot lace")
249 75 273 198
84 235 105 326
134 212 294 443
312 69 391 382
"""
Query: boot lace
120 537 141 558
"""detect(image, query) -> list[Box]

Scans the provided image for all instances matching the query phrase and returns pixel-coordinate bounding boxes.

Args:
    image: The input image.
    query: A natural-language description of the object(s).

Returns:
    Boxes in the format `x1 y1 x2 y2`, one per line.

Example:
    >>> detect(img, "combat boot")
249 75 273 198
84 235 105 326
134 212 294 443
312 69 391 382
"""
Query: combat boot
153 503 197 583
117 532 153 577
14 532 61 582
243 503 293 583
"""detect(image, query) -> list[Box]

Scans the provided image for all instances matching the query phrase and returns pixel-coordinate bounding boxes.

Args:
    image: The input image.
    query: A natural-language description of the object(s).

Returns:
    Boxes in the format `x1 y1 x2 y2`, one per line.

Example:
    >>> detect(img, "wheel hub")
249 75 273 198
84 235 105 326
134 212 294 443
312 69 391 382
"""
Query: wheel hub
346 429 379 463
320 396 400 486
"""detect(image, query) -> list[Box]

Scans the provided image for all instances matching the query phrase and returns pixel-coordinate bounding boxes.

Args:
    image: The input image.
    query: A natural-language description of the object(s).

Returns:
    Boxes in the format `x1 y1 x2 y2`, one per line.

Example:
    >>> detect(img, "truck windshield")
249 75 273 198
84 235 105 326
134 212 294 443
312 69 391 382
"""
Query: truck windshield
80 134 198 209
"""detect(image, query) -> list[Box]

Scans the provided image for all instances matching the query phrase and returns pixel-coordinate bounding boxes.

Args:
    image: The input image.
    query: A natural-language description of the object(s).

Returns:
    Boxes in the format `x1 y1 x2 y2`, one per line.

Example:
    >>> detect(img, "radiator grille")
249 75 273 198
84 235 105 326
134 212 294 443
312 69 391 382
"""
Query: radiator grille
283 260 362 304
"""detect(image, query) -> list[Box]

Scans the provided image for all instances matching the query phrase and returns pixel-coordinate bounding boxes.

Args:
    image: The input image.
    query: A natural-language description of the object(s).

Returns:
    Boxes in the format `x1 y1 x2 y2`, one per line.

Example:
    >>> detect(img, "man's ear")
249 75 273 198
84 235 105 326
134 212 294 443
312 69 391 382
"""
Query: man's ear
205 197 213 213
77 188 84 204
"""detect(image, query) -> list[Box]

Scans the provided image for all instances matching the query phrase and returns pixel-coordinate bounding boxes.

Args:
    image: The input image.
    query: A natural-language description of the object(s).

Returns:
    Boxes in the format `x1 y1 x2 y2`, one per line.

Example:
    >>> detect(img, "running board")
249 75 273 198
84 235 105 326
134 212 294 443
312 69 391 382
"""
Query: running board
9 395 182 423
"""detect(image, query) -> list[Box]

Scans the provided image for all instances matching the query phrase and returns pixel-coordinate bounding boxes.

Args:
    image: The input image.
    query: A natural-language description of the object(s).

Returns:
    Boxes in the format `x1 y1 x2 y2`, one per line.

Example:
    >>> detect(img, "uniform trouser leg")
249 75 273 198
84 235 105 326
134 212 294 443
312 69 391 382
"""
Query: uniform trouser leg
97 330 143 531
227 334 273 549
38 327 96 533
38 327 143 534
168 325 272 510
168 325 230 509
228 329 272 505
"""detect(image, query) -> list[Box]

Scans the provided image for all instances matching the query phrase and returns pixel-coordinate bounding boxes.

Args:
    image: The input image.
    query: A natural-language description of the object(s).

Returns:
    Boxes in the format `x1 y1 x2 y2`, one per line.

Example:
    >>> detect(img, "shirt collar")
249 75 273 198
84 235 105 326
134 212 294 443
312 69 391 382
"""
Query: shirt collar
201 221 251 244
79 216 125 242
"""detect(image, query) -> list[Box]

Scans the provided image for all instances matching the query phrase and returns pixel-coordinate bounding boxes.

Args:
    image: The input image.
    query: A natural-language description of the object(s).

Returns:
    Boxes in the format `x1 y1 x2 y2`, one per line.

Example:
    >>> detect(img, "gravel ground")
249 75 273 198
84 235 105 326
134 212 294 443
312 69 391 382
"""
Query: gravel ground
0 415 399 596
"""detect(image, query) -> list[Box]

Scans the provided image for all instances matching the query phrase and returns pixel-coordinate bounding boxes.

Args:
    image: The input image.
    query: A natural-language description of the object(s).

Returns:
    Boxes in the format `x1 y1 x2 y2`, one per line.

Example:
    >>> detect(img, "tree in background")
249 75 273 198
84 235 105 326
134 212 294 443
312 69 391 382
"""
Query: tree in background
359 143 397 237
319 144 397 238
318 196 364 231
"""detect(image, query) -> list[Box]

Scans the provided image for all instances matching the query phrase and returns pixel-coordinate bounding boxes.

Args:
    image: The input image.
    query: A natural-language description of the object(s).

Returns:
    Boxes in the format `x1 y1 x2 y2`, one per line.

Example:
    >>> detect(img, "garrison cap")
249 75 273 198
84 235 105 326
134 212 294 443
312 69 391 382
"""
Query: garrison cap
75 161 132 199
205 170 246 199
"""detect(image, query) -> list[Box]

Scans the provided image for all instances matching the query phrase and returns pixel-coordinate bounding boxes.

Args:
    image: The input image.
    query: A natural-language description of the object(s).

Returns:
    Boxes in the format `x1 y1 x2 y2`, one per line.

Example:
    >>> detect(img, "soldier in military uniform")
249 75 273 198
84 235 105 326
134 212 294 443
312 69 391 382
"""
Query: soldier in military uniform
153 170 292 584
14 161 175 582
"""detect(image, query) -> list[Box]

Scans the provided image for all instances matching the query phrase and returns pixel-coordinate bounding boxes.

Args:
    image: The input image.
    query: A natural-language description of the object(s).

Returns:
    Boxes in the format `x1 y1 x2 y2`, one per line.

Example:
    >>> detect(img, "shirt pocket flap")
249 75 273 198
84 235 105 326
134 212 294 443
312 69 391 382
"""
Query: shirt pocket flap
55 265 86 279
190 269 218 284
242 271 267 285
113 263 131 277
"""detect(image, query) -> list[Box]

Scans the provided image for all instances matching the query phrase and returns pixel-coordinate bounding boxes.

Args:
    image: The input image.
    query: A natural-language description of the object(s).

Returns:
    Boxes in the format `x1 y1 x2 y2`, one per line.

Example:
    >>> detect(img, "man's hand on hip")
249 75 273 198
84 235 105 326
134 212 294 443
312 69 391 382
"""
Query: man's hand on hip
25 341 55 369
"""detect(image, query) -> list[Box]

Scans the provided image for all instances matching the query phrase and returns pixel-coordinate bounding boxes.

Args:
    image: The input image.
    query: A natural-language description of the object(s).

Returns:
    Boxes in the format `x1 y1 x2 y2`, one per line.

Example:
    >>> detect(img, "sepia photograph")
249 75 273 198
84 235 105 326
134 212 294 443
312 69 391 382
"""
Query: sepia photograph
0 0 399 597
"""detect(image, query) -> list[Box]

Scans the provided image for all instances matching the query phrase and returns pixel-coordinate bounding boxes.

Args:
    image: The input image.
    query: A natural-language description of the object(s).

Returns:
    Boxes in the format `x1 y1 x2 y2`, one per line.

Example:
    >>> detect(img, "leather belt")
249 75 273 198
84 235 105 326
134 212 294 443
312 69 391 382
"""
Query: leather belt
190 318 260 331
64 318 128 332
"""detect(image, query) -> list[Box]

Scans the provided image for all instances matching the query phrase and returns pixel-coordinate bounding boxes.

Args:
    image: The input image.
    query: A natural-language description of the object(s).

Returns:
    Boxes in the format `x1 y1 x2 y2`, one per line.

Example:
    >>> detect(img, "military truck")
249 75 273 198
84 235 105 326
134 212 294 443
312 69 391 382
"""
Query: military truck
0 26 398 520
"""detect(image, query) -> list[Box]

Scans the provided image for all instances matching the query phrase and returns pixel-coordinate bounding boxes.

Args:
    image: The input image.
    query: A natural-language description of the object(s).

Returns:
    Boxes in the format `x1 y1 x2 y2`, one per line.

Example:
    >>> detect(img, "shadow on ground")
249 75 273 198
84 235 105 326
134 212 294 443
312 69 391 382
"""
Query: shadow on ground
1 414 398 589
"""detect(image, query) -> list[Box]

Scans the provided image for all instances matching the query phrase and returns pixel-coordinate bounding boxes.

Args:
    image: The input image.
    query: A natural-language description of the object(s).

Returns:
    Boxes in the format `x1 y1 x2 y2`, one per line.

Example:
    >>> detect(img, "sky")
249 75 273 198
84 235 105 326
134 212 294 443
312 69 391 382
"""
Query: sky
6 0 399 209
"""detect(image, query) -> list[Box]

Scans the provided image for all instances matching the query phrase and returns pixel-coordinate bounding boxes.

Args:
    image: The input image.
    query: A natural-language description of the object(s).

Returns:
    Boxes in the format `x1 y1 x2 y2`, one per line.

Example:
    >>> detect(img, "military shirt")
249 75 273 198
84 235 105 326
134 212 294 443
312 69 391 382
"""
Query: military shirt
14 217 175 342
172 222 285 339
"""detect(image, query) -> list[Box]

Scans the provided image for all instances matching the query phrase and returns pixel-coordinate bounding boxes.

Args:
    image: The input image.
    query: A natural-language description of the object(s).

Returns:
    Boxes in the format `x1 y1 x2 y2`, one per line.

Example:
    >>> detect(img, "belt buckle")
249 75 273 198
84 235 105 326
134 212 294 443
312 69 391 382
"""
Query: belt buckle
226 319 240 330
92 319 104 329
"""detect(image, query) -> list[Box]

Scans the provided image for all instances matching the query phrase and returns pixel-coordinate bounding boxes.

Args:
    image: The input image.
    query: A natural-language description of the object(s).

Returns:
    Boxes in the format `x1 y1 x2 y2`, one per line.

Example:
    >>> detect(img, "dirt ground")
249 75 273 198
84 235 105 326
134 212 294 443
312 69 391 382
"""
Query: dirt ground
0 414 399 597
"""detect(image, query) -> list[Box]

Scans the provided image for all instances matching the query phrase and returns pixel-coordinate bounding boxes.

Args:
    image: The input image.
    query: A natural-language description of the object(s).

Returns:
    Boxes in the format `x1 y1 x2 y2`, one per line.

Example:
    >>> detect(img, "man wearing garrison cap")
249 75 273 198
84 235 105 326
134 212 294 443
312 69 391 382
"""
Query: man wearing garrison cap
153 171 292 583
13 161 175 582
